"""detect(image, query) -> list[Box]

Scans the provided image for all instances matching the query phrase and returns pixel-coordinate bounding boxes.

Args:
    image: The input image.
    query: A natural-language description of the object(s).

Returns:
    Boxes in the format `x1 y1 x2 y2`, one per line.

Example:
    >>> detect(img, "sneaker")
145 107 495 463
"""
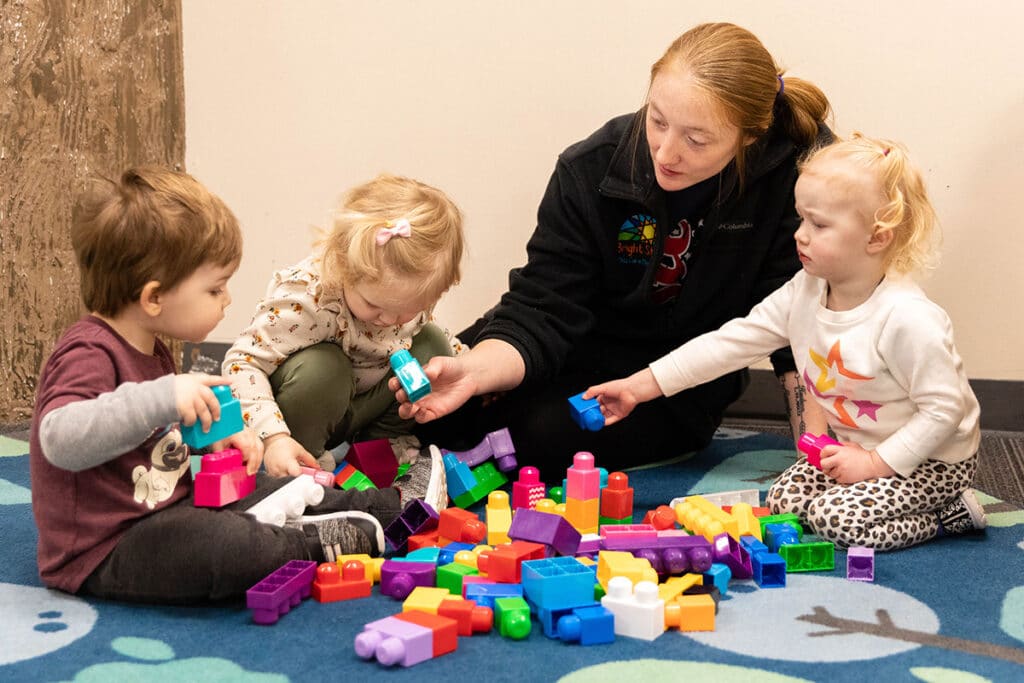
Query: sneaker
393 444 448 512
389 435 422 466
290 511 385 562
937 489 988 535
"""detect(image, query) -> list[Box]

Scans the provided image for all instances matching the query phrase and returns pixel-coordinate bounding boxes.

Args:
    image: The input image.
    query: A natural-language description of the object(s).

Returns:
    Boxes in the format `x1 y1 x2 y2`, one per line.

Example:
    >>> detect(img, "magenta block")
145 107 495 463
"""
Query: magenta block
797 432 841 470
512 466 546 510
346 439 399 489
194 449 256 507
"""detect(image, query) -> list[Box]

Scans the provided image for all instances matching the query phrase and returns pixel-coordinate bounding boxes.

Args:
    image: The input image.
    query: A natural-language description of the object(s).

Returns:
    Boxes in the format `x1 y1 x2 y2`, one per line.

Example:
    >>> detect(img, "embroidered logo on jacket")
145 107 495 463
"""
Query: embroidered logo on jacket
617 213 656 264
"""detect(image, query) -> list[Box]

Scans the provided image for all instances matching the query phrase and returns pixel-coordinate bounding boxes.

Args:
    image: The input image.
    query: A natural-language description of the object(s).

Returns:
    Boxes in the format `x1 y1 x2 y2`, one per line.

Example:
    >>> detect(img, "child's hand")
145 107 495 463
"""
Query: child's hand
262 434 318 477
584 369 664 426
819 443 896 484
174 373 231 435
211 427 265 475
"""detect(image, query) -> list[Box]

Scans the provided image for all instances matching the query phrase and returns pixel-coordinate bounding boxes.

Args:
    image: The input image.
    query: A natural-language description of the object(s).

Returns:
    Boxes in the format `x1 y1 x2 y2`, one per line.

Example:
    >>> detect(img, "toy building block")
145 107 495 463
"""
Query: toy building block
380 559 437 600
485 490 513 545
313 560 372 602
384 498 439 555
437 597 493 636
601 528 712 577
333 462 377 491
600 471 634 521
665 592 715 632
390 349 432 402
512 466 546 510
508 508 582 557
181 384 244 449
344 439 399 489
702 563 731 596
595 550 658 590
847 546 875 581
556 604 615 645
404 546 443 564
475 540 546 583
565 495 600 534
674 495 739 541
392 610 459 658
244 475 324 526
521 556 597 611
601 576 665 641
338 554 383 584
642 505 677 530
445 428 518 473
577 533 602 555
434 541 472 565
779 541 834 572
657 573 702 603
194 448 256 507
764 522 801 552
437 561 478 595
438 507 487 545
740 536 786 587
713 533 753 579
566 452 601 500
798 432 842 469
568 391 605 431
407 528 441 551
546 486 564 505
463 581 524 610
246 559 317 625
729 502 762 541
298 465 335 487
442 452 478 500
495 596 532 640
670 488 761 510
354 615 435 667
452 460 508 508
757 512 803 540
403 586 453 614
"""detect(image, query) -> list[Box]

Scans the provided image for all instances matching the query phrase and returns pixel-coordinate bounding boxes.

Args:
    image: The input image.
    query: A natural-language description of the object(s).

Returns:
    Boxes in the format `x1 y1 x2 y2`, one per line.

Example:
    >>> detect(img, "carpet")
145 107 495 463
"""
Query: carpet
2 427 1022 682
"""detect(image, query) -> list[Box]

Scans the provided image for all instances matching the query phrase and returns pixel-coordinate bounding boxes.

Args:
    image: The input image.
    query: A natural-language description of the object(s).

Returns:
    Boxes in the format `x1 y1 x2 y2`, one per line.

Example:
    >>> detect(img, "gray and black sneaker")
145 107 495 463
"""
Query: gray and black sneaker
937 489 987 535
393 444 448 513
291 511 385 561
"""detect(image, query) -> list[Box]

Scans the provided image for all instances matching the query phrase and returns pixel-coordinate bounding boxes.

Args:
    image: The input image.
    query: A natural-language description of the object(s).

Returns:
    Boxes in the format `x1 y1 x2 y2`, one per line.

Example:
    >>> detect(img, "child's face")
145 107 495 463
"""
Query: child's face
344 274 429 327
154 261 236 342
793 158 885 284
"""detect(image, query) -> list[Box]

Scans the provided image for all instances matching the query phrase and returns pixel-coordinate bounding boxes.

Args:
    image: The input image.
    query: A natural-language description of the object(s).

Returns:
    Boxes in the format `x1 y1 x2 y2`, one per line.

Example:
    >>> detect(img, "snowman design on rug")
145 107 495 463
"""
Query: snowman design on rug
132 428 190 509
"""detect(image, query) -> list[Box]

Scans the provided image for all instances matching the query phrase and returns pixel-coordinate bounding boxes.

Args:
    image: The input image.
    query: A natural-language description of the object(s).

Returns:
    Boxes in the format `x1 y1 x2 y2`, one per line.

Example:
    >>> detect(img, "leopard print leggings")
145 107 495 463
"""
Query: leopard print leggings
766 454 979 551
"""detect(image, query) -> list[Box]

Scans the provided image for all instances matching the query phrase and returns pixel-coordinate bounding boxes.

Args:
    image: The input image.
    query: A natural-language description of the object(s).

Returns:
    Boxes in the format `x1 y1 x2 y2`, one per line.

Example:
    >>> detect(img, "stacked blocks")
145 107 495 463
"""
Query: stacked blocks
599 472 633 524
564 452 600 534
193 448 256 507
181 384 244 450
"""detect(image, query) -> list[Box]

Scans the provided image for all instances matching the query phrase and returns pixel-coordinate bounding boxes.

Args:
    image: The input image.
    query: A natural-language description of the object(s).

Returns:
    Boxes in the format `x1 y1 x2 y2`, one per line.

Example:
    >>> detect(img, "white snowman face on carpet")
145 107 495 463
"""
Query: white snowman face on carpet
0 583 97 665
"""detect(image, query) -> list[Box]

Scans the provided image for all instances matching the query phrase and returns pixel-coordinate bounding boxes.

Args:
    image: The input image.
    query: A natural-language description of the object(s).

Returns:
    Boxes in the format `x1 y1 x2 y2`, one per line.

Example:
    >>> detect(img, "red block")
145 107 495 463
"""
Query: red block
437 598 493 635
600 471 634 520
438 508 487 545
312 561 372 602
393 610 459 657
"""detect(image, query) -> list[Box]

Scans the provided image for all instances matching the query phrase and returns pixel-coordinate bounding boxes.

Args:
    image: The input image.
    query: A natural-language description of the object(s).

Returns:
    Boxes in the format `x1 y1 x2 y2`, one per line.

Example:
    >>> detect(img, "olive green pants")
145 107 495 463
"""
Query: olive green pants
268 323 453 458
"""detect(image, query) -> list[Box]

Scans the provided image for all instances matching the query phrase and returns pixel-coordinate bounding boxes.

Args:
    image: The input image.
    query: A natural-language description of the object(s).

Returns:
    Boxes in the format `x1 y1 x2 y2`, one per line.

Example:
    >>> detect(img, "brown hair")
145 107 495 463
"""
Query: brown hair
72 166 242 316
648 23 832 191
318 173 464 306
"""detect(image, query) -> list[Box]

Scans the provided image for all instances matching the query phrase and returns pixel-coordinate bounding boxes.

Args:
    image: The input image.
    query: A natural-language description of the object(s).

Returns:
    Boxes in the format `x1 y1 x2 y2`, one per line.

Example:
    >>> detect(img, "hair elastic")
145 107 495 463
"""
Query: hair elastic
777 75 785 97
883 148 891 157
375 218 412 246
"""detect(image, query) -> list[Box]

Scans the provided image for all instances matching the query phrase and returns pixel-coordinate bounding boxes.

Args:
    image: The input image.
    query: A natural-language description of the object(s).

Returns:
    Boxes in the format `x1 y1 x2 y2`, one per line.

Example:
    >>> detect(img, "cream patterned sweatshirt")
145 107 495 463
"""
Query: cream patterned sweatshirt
223 255 462 440
649 271 980 477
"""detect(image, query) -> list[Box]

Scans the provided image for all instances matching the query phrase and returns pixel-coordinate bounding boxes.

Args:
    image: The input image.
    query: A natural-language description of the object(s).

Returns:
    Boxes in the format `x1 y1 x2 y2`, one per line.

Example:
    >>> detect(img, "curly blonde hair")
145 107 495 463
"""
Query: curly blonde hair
801 133 940 275
318 173 464 305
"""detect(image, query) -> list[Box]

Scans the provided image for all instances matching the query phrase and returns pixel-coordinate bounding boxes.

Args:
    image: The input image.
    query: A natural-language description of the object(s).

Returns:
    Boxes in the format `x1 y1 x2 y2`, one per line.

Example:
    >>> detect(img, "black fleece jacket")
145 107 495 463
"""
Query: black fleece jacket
480 107 832 414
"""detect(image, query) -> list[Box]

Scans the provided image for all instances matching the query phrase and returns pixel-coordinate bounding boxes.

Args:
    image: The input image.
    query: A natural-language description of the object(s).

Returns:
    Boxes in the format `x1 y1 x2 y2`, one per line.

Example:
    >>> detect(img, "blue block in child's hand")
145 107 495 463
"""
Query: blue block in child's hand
390 350 432 402
181 384 244 449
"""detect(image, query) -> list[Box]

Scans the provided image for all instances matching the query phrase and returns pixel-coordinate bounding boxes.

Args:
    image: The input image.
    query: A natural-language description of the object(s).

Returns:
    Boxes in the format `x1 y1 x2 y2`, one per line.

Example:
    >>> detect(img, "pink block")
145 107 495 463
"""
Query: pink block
566 451 600 500
194 449 256 507
511 466 546 510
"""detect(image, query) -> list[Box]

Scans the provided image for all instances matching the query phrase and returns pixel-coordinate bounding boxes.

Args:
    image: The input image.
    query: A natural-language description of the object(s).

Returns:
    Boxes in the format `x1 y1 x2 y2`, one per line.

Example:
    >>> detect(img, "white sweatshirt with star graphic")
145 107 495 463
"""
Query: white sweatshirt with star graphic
650 270 980 477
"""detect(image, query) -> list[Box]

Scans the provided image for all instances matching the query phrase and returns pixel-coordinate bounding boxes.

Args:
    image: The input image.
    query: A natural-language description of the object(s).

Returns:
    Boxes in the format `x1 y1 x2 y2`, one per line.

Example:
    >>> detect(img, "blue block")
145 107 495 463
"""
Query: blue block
568 392 605 431
557 604 615 645
443 453 478 498
521 557 596 611
463 582 524 610
181 384 244 449
390 350 431 402
437 542 475 565
752 551 787 588
702 563 732 596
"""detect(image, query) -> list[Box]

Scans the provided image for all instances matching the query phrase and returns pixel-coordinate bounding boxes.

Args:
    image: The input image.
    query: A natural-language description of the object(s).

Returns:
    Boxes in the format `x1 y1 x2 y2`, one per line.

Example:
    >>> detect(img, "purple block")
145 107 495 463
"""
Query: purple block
714 533 753 579
847 546 875 582
384 499 439 553
246 560 317 625
355 616 434 667
445 428 518 472
508 508 582 557
380 560 437 599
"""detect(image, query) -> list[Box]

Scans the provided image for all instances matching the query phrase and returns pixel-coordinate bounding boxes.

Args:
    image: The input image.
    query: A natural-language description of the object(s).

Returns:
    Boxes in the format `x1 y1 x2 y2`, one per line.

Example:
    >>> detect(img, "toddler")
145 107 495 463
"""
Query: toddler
586 134 985 551
223 173 464 502
30 167 412 605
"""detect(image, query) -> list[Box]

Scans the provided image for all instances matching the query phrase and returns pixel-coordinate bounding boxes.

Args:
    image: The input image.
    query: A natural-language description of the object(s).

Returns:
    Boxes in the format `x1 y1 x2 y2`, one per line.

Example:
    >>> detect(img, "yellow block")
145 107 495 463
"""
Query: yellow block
402 586 452 614
486 490 512 545
596 550 658 590
674 495 739 541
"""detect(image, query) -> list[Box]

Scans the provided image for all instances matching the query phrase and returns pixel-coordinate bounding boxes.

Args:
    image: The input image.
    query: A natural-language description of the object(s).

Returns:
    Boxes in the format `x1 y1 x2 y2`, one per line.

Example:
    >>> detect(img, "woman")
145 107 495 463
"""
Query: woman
395 22 834 480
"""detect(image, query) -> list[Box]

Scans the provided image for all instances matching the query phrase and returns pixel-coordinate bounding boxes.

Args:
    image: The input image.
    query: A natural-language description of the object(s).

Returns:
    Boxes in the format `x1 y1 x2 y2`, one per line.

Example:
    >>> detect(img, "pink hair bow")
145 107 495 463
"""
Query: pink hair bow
375 219 412 246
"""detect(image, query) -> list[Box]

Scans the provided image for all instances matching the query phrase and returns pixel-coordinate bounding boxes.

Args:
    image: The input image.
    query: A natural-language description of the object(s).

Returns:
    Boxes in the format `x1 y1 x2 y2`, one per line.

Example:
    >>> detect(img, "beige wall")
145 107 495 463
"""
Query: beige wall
182 1 1023 381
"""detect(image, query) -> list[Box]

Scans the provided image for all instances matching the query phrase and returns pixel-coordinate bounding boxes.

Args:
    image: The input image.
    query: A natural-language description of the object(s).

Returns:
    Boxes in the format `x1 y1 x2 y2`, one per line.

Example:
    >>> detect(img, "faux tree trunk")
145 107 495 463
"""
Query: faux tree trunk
1 0 185 425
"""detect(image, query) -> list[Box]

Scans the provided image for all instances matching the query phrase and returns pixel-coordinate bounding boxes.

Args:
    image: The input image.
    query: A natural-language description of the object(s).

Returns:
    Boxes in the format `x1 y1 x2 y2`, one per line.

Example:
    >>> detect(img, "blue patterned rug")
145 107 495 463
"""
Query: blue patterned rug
2 428 1022 682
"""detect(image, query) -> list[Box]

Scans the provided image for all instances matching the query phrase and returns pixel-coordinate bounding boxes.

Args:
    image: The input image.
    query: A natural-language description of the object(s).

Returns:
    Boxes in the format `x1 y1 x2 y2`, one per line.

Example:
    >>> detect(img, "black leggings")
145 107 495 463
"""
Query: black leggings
81 475 399 605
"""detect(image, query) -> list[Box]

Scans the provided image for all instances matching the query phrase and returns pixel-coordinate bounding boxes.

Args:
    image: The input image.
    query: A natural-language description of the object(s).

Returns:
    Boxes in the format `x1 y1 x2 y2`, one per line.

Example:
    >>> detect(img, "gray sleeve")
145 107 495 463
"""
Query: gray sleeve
38 374 180 472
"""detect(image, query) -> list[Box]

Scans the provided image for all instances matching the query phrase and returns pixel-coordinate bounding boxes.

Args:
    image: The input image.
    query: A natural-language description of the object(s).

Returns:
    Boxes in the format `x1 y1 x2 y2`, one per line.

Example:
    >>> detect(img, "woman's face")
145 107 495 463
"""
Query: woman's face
646 66 744 192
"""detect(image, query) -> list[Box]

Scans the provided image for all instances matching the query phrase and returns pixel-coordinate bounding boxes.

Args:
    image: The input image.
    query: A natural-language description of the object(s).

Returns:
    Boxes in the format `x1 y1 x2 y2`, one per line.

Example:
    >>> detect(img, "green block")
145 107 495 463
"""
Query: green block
495 596 531 640
548 486 564 504
599 515 633 526
436 562 478 594
778 542 834 572
453 461 508 508
338 469 376 491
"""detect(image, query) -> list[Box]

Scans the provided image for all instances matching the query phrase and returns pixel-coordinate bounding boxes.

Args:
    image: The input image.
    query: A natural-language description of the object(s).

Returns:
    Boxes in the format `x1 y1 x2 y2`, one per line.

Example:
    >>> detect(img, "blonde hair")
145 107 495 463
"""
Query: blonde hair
802 133 940 275
72 166 242 316
318 174 464 305
648 23 831 191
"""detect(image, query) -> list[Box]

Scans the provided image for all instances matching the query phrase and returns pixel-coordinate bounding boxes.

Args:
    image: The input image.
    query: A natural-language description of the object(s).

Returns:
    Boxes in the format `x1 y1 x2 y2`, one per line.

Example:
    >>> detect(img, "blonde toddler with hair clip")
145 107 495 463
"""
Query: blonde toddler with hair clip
224 173 465 511
586 133 985 551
